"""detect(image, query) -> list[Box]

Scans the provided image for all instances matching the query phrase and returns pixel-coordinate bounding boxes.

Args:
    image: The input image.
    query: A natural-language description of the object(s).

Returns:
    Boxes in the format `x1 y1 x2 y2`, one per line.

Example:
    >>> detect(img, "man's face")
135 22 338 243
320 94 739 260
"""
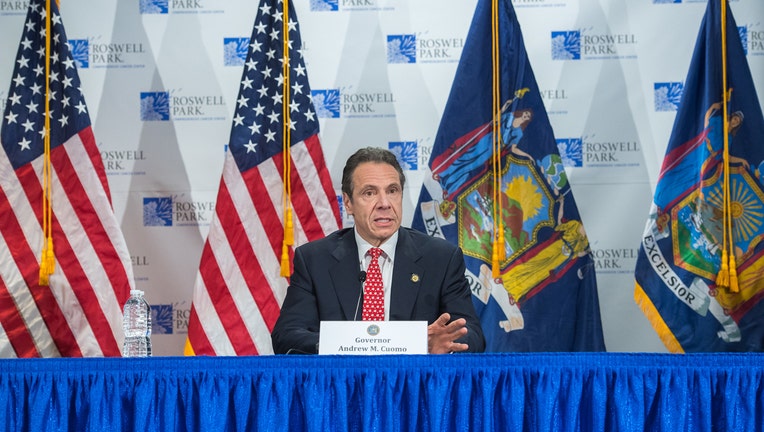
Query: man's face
344 161 403 247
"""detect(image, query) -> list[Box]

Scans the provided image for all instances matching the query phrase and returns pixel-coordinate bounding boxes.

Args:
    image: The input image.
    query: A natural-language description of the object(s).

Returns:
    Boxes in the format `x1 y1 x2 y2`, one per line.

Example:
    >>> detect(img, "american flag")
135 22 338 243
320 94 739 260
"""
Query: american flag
0 0 134 357
185 0 340 355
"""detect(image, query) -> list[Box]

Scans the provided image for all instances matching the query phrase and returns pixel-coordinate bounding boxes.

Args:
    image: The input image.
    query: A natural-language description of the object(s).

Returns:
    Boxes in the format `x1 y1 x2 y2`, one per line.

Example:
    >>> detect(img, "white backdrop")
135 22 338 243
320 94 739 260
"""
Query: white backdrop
1 0 762 355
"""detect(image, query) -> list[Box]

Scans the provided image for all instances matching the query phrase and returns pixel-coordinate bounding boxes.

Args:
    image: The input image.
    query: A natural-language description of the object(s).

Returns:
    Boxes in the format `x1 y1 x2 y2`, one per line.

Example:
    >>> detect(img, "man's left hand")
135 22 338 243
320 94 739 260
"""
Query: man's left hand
427 313 469 354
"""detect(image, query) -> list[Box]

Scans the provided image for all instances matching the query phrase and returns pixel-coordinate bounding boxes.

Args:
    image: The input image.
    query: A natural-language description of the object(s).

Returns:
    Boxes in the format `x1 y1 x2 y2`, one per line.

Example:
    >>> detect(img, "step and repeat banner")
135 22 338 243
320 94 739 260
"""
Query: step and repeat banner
1 0 762 355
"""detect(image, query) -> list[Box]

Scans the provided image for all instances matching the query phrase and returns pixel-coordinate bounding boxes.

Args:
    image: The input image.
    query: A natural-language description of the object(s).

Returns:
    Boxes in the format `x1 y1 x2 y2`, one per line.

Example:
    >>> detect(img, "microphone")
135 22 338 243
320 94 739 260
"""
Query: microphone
353 271 367 321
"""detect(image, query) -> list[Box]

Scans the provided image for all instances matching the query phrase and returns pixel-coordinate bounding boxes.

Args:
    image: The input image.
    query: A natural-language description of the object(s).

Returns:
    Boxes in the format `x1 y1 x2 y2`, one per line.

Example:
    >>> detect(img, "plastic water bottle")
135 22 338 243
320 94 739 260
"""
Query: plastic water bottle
122 289 152 357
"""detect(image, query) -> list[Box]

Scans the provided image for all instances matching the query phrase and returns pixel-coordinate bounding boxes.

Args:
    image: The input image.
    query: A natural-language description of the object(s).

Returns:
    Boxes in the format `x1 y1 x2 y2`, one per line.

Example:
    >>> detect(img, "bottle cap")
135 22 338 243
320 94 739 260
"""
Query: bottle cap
130 289 144 296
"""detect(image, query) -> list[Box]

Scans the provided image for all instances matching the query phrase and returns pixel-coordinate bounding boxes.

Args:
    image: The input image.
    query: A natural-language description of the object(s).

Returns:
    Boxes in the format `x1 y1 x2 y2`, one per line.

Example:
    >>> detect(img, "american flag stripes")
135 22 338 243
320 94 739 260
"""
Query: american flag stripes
185 0 340 355
0 0 134 357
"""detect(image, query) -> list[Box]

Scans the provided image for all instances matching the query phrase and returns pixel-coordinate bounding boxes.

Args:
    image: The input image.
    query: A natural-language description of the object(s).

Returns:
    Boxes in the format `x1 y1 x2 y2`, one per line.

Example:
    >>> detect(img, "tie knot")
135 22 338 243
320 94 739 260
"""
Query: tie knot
369 247 383 260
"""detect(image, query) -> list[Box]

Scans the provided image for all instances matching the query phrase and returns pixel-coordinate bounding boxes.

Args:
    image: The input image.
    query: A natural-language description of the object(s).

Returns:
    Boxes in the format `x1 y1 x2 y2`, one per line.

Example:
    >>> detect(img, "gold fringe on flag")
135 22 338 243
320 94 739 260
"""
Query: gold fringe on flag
634 283 685 353
715 0 739 293
280 0 294 277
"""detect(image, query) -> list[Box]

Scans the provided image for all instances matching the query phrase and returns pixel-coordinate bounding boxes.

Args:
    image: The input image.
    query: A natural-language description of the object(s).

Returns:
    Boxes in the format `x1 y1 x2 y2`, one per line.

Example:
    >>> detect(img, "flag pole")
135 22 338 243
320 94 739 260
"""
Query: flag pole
491 0 504 278
715 0 739 292
280 0 294 277
39 0 56 286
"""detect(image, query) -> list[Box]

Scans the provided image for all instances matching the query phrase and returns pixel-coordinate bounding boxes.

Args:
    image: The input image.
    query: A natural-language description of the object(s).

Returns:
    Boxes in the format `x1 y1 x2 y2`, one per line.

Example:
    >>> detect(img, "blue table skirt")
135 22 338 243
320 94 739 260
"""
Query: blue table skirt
1 353 762 432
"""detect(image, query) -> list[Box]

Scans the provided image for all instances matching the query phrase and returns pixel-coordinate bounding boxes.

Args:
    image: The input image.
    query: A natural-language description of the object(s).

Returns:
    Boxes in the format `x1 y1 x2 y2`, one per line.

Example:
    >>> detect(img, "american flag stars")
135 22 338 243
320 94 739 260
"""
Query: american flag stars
228 0 316 171
1 2 89 170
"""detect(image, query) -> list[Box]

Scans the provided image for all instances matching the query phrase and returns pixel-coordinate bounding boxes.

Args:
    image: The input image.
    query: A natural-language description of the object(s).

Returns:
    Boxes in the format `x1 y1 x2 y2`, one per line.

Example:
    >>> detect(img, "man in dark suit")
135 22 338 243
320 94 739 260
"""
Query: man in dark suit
271 147 485 354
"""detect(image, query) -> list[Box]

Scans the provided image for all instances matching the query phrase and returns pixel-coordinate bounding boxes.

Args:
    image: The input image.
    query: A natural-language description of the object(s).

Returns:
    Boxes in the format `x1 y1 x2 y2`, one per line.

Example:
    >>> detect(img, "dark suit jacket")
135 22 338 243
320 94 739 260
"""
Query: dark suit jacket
271 227 485 354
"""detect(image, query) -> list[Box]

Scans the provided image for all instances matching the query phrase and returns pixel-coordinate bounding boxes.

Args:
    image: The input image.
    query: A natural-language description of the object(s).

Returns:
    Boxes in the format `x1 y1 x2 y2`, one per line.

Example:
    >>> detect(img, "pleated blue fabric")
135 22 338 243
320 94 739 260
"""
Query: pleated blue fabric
0 353 761 432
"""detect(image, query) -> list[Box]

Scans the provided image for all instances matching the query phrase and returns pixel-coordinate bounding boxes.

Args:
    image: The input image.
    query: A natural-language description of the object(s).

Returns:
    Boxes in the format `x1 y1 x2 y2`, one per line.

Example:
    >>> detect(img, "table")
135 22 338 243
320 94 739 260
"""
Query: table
1 353 762 431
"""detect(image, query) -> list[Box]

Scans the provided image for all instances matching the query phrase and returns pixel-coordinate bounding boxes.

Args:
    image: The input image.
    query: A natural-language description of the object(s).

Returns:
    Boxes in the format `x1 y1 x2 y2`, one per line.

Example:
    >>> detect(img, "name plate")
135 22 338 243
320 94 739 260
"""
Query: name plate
318 321 427 355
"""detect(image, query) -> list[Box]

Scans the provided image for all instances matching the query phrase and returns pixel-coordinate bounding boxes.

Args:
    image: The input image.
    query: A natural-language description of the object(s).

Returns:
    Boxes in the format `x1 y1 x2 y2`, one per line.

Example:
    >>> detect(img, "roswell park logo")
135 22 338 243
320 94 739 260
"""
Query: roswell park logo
140 90 226 121
100 148 147 176
386 34 465 64
68 38 147 69
0 0 28 15
150 302 191 335
740 25 764 56
388 140 433 172
143 196 216 227
540 87 570 115
309 0 392 12
139 0 224 14
551 29 637 60
591 248 639 274
311 88 396 118
556 136 641 166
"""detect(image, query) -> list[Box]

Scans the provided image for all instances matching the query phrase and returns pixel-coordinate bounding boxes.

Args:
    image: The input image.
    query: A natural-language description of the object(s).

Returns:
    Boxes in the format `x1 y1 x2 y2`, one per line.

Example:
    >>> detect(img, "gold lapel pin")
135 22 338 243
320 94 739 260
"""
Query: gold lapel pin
411 273 420 283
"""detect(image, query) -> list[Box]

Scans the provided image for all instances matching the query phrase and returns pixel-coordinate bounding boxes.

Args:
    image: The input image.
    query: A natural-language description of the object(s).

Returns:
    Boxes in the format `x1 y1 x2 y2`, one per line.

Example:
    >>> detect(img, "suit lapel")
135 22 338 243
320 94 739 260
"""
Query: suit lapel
390 229 424 320
328 230 363 320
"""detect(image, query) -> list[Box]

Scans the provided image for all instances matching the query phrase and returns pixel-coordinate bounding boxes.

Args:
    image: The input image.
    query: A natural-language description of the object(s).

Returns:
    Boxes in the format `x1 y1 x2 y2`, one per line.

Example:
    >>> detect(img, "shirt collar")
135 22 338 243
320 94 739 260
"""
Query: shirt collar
354 228 398 264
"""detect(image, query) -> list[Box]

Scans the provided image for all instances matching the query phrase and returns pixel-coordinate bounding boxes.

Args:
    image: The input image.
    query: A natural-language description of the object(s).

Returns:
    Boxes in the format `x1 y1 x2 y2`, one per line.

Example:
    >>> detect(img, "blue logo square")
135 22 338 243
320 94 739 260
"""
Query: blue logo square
151 304 174 334
143 197 173 226
68 39 89 69
223 37 249 67
140 92 170 121
556 138 583 167
387 35 417 64
551 31 580 60
140 0 169 14
654 82 683 112
311 89 341 118
310 0 338 11
739 26 748 55
389 141 418 170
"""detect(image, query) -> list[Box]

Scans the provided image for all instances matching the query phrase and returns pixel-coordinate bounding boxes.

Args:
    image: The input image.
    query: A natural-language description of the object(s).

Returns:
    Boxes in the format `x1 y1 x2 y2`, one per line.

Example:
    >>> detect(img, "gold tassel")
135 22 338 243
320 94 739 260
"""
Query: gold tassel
491 240 500 279
284 208 294 246
38 267 49 286
497 224 506 261
45 236 55 275
716 249 729 289
280 243 290 277
38 237 55 286
39 241 49 286
728 254 739 293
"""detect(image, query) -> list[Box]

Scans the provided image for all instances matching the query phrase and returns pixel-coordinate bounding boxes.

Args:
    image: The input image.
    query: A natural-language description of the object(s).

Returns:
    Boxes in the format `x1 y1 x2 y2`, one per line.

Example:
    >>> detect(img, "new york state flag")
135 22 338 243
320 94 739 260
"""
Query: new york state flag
635 0 764 352
413 0 605 352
